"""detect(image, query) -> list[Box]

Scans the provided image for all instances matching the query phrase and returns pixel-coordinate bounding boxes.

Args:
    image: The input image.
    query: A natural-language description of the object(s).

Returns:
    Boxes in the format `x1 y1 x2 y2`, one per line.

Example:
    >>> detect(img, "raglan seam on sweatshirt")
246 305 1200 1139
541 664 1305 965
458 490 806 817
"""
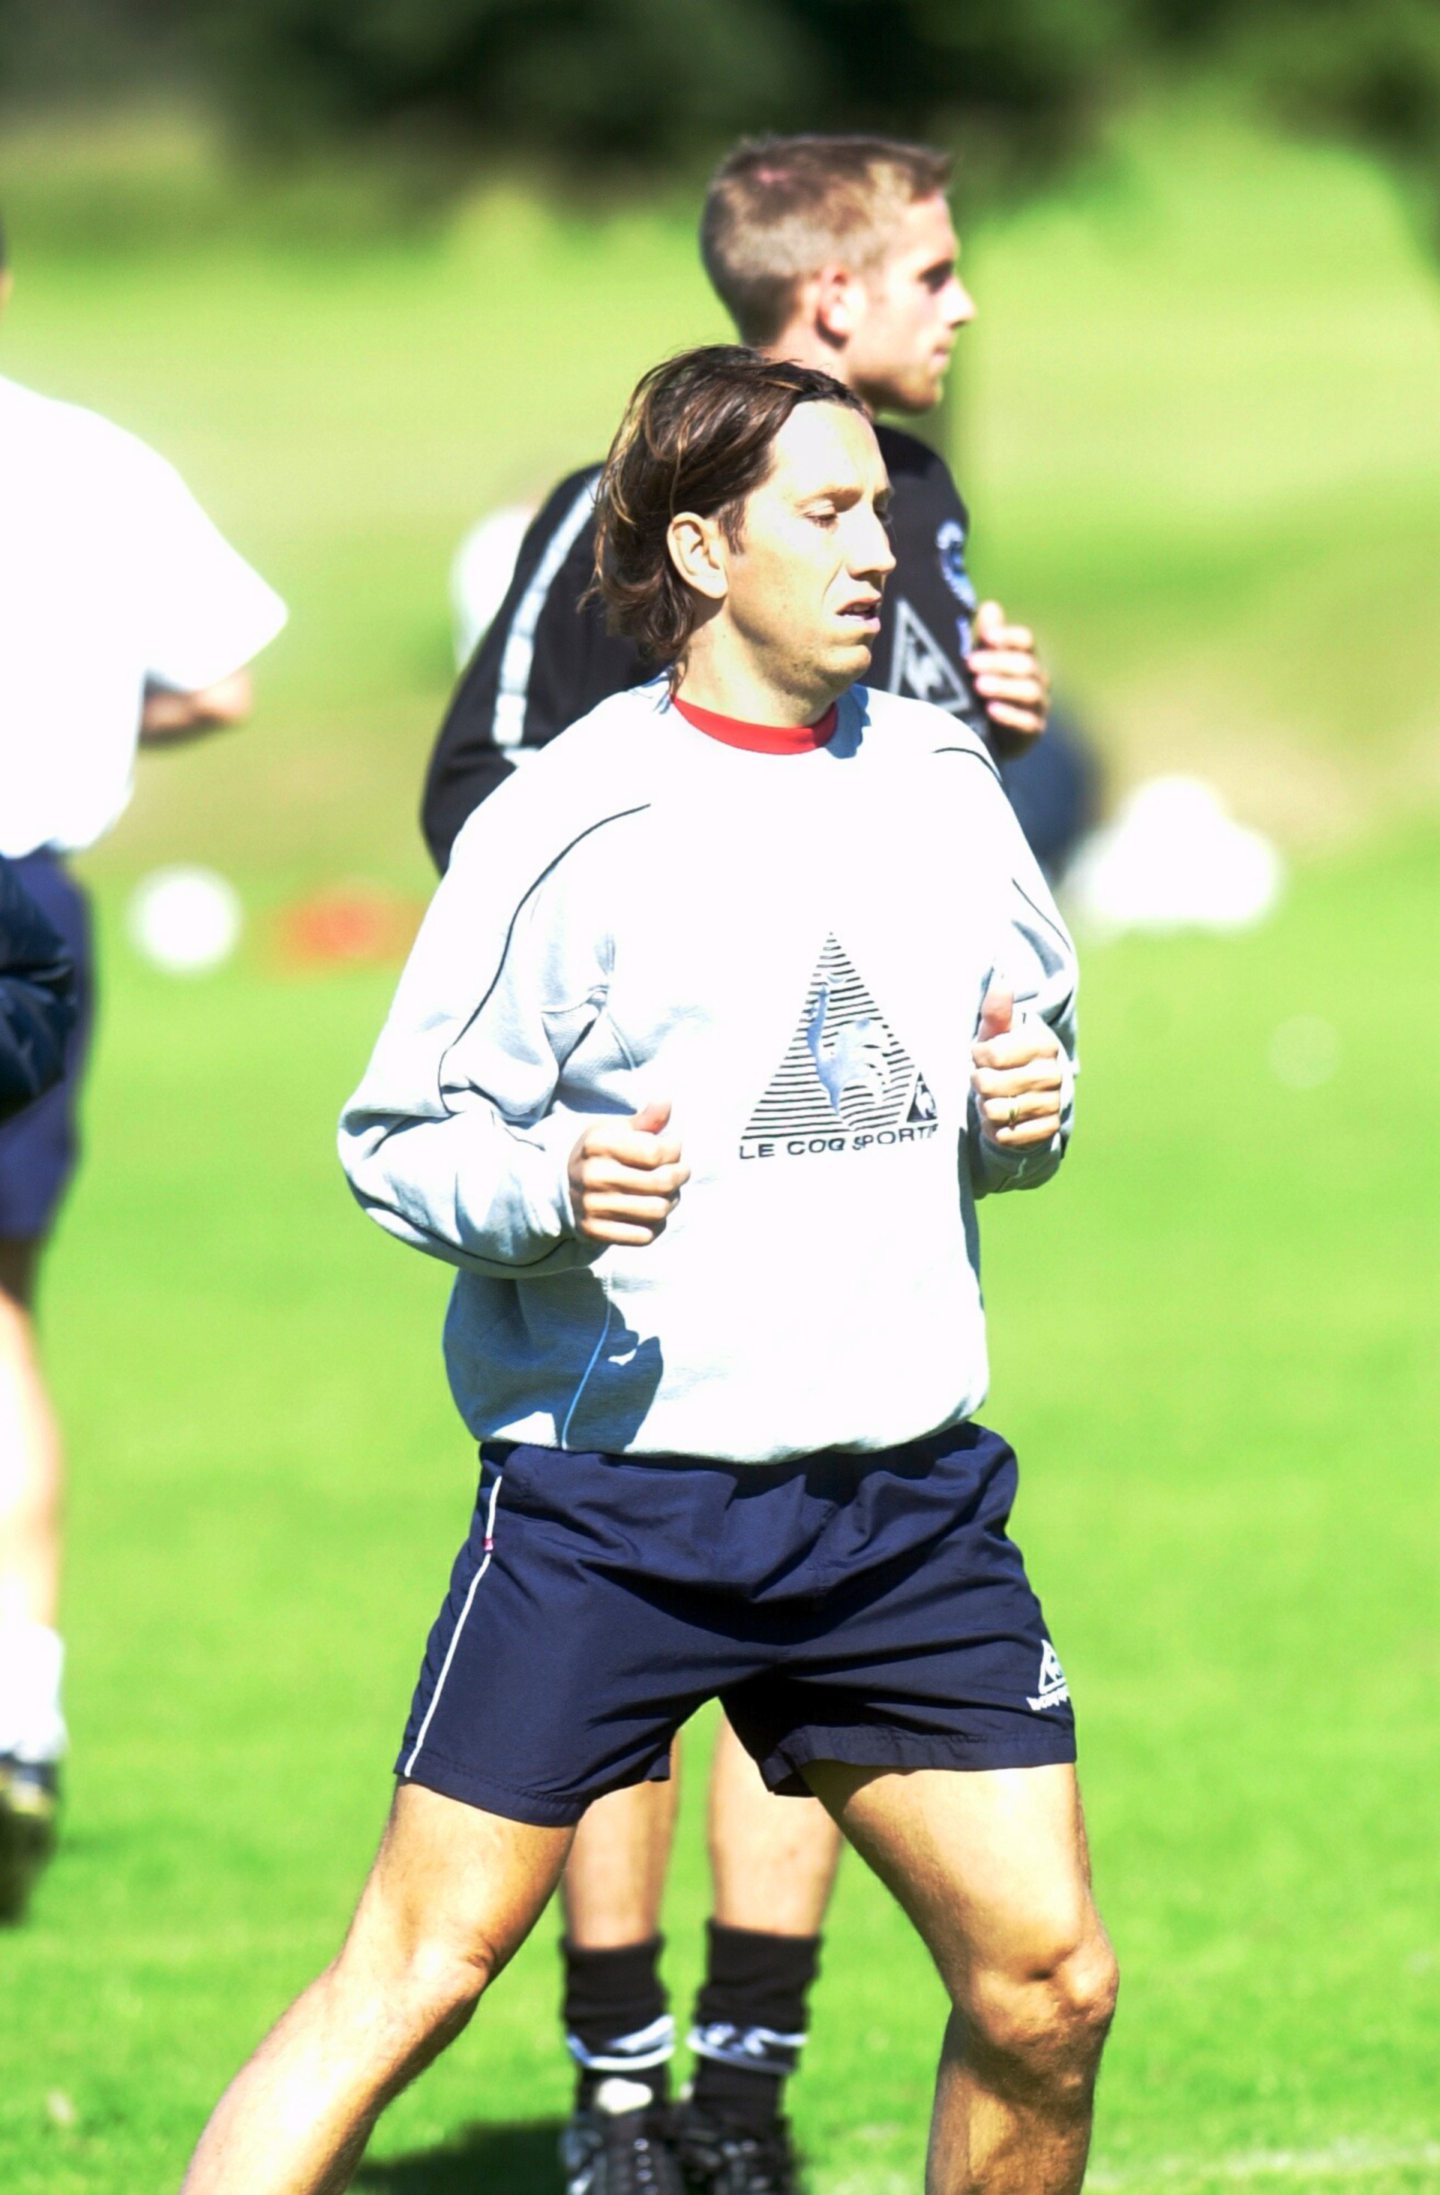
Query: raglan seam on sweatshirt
933 743 1002 786
1011 877 1074 958
434 804 653 1118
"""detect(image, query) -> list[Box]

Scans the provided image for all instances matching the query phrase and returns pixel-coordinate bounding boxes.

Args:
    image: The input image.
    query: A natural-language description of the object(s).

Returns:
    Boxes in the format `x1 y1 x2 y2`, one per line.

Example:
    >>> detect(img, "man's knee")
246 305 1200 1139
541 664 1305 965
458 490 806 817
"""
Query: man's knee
962 1928 1118 2101
340 1855 520 2033
398 1935 499 2039
407 1925 507 2012
339 1781 567 2072
330 1918 504 2077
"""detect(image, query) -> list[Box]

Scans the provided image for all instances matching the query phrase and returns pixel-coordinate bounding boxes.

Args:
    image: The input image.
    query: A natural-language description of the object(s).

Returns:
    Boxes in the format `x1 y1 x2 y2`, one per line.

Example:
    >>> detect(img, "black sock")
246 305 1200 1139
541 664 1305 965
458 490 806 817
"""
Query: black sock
562 1936 673 2113
688 1922 822 2136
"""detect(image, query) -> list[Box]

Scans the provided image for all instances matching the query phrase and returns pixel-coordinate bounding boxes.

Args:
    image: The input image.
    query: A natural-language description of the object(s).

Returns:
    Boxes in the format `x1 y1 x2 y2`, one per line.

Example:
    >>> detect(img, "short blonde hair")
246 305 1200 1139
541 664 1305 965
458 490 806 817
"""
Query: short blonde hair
701 134 953 346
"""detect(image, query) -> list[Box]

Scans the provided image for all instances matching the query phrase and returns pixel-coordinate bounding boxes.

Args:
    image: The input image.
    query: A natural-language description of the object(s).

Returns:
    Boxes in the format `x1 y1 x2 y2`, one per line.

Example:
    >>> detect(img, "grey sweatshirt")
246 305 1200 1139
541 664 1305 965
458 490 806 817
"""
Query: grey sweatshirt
340 680 1077 1463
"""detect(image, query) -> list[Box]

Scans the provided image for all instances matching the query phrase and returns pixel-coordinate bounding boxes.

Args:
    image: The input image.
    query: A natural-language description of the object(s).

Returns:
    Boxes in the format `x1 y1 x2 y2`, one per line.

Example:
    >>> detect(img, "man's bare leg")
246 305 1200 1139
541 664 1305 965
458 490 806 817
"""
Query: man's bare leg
554 1722 845 2146
806 1761 1117 2195
556 1759 682 2134
669 1718 844 2154
0 1241 63 1631
709 1715 841 1935
0 1232 68 1869
562 1751 680 1946
560 1719 842 1942
181 1782 572 2195
554 1724 844 2148
0 1238 65 1918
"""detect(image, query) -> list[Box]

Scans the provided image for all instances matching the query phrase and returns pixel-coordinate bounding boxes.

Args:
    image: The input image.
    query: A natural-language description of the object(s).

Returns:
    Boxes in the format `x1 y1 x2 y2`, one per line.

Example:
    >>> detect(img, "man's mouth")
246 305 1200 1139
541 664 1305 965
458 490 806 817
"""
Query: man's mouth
838 595 882 633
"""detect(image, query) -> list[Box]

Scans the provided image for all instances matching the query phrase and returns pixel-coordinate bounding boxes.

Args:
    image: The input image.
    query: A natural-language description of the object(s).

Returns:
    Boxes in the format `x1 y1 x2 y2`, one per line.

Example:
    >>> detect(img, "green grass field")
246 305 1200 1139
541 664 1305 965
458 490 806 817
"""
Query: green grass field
0 92 1437 2194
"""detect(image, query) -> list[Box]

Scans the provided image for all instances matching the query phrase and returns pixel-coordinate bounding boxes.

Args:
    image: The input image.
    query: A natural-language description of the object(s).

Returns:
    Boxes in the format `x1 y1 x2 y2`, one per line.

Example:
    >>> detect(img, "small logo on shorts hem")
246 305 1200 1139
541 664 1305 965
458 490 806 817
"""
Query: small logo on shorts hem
1027 1641 1070 1713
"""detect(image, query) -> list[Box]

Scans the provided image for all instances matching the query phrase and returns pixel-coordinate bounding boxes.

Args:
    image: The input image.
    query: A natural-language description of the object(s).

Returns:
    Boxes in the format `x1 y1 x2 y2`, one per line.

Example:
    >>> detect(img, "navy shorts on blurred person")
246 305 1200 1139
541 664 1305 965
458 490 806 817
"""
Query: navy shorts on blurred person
397 1421 1075 1826
0 852 93 1240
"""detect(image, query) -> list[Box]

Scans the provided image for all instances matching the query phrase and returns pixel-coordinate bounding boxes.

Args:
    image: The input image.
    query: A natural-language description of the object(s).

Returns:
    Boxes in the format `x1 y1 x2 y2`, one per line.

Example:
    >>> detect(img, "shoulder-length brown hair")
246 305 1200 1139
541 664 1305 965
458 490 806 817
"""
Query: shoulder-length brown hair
591 344 866 684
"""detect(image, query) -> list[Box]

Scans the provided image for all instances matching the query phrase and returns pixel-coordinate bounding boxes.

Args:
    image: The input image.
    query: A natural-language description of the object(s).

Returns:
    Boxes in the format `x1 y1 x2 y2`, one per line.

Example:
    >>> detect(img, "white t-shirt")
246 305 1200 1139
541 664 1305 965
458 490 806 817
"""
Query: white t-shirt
0 373 288 857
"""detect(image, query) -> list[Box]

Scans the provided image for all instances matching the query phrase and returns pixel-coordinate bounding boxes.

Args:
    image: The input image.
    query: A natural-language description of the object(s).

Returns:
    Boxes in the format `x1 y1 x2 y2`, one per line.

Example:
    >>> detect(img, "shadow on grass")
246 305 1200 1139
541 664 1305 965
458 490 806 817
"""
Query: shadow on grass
356 2118 564 2195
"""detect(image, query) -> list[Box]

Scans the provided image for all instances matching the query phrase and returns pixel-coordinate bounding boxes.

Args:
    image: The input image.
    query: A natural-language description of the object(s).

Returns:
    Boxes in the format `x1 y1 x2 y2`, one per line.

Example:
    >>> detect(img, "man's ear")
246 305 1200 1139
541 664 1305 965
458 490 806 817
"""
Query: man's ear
0 270 14 321
811 261 865 345
666 512 728 603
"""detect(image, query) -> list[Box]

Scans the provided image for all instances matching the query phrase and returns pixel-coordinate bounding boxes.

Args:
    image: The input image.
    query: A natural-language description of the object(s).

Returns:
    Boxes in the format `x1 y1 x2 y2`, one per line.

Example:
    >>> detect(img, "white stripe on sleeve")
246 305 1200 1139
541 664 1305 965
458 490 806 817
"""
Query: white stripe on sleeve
492 478 600 750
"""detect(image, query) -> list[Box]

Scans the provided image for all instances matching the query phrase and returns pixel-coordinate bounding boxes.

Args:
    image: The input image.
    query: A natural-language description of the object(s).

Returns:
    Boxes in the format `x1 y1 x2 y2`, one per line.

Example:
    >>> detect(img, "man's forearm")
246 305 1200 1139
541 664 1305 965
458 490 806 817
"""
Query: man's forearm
139 669 253 744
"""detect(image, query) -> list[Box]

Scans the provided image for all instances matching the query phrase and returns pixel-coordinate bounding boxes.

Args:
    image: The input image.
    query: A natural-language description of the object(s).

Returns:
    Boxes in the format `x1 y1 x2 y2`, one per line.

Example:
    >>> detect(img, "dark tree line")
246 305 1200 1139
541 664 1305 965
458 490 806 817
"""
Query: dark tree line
3 0 1437 243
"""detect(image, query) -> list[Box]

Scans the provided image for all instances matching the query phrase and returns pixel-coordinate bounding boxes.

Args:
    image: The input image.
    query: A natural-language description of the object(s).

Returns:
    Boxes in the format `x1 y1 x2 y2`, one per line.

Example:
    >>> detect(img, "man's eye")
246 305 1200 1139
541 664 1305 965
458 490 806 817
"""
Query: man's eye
808 509 838 528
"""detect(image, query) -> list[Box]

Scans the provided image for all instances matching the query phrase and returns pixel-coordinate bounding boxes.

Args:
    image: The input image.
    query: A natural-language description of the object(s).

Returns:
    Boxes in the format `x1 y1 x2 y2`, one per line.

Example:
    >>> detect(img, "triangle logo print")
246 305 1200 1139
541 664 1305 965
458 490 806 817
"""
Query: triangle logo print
740 934 938 1160
887 596 970 712
1027 1641 1071 1714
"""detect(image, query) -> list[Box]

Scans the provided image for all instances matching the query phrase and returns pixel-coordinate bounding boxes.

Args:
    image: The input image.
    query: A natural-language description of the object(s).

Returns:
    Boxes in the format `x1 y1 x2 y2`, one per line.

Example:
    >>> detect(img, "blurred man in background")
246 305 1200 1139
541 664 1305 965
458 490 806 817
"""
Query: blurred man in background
0 216 287 1921
0 858 74 1917
425 136 1050 869
421 135 1087 2195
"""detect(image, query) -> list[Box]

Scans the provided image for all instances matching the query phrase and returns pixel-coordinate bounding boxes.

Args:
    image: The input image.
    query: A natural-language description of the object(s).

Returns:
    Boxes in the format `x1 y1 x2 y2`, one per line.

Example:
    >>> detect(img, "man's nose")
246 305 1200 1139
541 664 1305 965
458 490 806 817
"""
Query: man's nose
947 278 976 330
858 512 897 579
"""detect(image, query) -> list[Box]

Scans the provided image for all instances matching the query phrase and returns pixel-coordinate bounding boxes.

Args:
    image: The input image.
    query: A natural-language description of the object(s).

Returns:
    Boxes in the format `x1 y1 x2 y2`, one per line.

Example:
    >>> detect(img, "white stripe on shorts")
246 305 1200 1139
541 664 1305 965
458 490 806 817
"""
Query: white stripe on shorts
402 1468 504 1779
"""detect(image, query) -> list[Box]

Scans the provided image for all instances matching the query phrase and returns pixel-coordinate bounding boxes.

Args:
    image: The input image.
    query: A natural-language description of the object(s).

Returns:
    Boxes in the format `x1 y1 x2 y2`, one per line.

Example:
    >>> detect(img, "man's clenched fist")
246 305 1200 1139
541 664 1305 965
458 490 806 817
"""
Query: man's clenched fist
967 598 1049 756
970 983 1065 1148
568 1099 690 1247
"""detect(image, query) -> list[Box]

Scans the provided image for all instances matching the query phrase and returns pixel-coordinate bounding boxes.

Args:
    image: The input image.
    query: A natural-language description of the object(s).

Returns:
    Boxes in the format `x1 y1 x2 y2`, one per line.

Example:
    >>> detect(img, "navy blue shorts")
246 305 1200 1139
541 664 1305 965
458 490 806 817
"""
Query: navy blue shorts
0 853 93 1241
398 1422 1075 1827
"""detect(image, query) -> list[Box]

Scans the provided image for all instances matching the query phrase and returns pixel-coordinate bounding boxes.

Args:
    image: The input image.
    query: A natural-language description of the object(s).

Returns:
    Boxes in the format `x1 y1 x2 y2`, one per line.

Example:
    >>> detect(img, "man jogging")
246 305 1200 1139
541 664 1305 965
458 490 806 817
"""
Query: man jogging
0 214 287 1920
423 137 1085 2195
181 345 1116 2195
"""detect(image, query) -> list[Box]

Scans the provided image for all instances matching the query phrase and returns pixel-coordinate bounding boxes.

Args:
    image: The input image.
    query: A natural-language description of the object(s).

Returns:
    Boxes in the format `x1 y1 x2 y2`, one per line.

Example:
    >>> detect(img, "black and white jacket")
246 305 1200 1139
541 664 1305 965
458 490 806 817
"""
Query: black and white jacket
421 425 986 872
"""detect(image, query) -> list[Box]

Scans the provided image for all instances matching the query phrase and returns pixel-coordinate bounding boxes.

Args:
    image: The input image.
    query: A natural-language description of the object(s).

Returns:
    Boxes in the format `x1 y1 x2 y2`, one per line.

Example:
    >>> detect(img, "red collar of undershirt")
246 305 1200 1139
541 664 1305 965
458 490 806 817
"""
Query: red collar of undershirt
671 693 838 755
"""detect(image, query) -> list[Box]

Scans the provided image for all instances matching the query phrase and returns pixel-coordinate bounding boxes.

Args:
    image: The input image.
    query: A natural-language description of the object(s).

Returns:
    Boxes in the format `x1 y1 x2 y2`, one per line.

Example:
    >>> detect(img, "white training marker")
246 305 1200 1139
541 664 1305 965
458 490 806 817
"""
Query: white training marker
1065 775 1285 938
127 866 243 976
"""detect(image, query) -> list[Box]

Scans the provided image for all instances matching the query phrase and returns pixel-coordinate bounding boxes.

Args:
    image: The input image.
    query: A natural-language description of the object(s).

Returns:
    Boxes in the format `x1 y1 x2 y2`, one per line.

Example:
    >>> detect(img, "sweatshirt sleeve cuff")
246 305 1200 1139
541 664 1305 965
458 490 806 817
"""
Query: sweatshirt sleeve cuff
509 1106 587 1244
